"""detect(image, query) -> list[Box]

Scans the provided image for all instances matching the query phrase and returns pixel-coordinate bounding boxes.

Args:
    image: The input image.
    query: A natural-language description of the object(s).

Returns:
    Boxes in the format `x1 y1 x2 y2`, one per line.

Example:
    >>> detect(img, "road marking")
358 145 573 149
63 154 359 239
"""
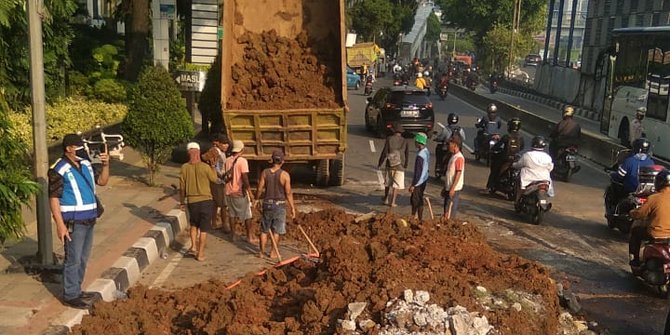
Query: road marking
369 140 376 153
462 143 474 155
150 250 185 289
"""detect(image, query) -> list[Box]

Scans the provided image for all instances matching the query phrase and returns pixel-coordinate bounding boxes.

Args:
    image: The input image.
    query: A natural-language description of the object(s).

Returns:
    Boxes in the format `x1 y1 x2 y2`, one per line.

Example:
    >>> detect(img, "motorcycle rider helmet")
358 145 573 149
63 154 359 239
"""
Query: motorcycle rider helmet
632 138 651 154
424 70 430 77
654 169 670 192
531 136 547 150
636 107 646 119
508 118 522 132
447 113 459 125
416 72 423 78
487 103 498 114
563 106 575 117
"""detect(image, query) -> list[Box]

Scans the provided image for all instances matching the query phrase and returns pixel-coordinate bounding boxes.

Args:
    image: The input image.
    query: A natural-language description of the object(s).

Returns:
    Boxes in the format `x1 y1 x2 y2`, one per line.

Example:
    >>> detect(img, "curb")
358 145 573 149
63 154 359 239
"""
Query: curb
42 209 187 335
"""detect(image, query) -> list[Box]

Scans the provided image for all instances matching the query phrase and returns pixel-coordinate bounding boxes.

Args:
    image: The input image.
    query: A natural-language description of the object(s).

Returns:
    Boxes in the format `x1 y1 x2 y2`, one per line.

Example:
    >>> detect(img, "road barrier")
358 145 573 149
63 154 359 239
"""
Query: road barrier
450 84 626 167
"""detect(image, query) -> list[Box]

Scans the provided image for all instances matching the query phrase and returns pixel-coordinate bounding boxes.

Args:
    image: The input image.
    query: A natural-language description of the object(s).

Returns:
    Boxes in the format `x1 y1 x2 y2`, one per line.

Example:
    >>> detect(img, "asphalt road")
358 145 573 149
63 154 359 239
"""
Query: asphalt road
139 77 668 334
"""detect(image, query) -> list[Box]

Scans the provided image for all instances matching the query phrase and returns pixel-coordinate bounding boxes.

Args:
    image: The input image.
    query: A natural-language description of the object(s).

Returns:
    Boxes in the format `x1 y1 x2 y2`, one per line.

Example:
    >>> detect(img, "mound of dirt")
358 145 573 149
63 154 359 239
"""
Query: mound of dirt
227 30 340 110
71 210 559 335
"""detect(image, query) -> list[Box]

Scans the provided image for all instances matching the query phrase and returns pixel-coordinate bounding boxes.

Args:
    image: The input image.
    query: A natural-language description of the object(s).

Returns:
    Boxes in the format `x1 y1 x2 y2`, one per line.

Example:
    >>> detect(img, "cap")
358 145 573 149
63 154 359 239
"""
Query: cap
414 132 428 145
231 140 245 153
186 142 200 151
62 134 83 149
271 150 285 163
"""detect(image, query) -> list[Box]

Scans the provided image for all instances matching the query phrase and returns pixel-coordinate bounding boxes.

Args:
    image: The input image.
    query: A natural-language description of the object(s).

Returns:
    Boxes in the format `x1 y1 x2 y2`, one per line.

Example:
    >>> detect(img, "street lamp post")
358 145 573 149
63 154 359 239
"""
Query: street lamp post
508 0 521 78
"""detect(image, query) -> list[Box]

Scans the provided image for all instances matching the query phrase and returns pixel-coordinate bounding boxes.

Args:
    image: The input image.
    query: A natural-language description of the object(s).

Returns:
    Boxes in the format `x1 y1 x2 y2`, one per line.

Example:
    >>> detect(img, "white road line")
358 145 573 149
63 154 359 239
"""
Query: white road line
462 143 474 155
369 140 376 153
150 251 185 289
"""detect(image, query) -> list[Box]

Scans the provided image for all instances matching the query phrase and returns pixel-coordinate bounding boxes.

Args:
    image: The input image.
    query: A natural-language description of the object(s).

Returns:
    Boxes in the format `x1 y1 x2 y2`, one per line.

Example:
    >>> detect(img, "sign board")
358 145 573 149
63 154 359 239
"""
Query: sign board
175 70 207 92
160 4 176 19
439 32 449 41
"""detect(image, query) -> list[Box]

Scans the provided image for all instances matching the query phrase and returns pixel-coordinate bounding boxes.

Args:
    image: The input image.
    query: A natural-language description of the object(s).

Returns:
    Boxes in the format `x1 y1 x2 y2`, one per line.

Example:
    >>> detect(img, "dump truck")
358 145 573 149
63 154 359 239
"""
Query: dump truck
221 0 347 186
347 42 382 69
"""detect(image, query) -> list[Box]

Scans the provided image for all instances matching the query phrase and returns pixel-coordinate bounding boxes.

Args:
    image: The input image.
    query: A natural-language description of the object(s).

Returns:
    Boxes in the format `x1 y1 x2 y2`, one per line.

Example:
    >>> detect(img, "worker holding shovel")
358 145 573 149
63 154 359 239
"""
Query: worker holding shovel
255 150 296 260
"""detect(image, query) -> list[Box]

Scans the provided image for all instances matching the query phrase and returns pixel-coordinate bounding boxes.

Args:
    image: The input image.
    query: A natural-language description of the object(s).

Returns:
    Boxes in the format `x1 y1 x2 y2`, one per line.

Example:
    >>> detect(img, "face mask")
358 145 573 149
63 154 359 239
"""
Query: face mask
75 147 89 159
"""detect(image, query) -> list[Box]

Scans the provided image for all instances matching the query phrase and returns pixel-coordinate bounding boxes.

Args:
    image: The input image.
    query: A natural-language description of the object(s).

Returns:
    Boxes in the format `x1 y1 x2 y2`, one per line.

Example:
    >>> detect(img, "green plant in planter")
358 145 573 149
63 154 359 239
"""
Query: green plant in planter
123 65 194 185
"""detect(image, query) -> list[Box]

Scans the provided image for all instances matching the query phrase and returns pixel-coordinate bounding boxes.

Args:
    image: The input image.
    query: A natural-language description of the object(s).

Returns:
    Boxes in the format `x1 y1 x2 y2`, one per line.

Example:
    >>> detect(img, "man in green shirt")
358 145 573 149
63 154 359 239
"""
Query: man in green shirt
180 142 217 261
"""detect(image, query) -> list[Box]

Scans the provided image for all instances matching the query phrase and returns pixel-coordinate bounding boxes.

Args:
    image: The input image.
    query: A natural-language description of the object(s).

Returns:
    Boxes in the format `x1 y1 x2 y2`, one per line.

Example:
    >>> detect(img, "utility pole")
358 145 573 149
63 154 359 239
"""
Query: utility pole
27 0 53 265
452 31 457 57
508 0 521 78
553 0 566 65
565 0 580 67
543 0 555 62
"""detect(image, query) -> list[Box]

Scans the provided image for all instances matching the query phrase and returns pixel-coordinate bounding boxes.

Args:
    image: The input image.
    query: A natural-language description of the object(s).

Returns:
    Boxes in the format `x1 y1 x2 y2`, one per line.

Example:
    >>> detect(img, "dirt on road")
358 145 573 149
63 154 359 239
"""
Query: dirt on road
71 210 559 335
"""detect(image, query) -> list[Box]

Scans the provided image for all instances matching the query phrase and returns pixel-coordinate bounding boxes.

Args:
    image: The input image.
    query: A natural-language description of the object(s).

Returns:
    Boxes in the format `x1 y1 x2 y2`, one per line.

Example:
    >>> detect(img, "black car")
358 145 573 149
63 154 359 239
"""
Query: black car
523 54 542 67
365 86 434 138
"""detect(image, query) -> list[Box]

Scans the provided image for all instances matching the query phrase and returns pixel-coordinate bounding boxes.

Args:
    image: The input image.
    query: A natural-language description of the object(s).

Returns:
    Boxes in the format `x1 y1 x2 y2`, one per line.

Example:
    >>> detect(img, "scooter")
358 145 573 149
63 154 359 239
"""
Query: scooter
364 80 373 95
552 146 581 182
438 83 448 100
473 127 500 166
604 164 663 234
491 159 519 201
515 180 552 225
631 239 670 298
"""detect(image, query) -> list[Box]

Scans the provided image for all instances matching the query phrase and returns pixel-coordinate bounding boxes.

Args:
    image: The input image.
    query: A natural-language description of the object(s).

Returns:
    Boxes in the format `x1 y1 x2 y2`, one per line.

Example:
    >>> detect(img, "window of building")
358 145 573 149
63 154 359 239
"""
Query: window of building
630 0 639 12
622 15 630 27
645 0 655 11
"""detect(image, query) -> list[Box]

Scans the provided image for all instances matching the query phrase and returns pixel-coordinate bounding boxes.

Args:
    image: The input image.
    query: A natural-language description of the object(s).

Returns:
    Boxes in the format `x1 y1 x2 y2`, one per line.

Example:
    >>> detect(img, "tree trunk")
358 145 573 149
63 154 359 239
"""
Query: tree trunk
124 0 150 81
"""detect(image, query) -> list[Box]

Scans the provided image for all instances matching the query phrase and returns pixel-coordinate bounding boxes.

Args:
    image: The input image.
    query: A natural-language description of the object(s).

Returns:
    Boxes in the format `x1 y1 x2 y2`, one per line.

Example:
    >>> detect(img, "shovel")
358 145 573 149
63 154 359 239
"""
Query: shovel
298 224 320 257
425 197 435 219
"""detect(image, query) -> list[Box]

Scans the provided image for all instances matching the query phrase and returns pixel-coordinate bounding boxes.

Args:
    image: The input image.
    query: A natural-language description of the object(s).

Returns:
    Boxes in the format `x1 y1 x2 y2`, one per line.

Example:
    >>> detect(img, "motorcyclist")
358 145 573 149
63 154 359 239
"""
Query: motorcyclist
415 72 427 90
608 138 655 210
393 63 402 74
513 136 554 206
489 71 499 90
628 169 670 267
549 106 582 160
434 113 466 177
486 118 525 193
439 72 450 88
474 103 502 154
467 68 479 88
423 70 432 95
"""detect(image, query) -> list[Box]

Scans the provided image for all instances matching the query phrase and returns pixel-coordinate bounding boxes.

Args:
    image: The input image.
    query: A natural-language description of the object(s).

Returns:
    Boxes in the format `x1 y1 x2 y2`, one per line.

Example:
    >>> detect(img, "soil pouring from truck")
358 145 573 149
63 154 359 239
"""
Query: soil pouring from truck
221 0 348 187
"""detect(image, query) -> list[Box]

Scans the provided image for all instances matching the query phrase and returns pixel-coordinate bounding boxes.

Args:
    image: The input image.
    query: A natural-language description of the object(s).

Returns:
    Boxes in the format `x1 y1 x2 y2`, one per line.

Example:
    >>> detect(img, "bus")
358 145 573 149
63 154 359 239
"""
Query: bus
601 26 670 160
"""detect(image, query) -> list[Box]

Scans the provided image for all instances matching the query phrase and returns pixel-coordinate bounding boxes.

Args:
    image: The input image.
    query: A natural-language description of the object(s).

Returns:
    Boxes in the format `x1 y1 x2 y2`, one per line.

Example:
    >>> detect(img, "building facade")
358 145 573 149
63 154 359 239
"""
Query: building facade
581 0 670 74
544 0 589 68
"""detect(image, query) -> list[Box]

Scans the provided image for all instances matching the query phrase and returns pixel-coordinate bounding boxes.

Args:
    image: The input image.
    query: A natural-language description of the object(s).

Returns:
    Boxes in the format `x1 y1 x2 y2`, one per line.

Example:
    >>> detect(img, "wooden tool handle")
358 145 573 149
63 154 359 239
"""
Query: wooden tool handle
298 225 320 257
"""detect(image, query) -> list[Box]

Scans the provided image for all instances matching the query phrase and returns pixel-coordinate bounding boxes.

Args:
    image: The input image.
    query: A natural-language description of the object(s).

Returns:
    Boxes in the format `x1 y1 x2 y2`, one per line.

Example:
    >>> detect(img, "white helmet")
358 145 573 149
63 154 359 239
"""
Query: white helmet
417 72 423 78
424 70 429 76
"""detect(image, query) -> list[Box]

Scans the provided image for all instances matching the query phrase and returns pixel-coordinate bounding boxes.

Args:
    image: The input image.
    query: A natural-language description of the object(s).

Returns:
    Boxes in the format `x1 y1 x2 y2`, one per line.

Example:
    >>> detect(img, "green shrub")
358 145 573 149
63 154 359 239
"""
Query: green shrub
0 99 40 243
9 97 128 147
93 79 127 103
123 65 194 185
92 44 121 79
68 71 91 97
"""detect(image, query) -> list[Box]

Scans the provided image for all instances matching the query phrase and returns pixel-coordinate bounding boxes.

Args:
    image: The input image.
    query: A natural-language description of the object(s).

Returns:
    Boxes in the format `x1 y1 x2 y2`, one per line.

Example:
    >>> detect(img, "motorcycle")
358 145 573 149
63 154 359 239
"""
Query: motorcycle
490 155 520 201
631 238 670 298
473 126 500 166
467 79 477 91
552 146 581 182
515 180 552 225
489 80 498 94
364 80 373 96
438 83 448 100
604 163 663 234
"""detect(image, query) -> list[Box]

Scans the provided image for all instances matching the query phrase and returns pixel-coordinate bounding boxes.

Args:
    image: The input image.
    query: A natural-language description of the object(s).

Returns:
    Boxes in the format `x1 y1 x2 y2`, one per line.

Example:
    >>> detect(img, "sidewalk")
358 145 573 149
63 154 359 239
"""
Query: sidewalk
0 146 185 335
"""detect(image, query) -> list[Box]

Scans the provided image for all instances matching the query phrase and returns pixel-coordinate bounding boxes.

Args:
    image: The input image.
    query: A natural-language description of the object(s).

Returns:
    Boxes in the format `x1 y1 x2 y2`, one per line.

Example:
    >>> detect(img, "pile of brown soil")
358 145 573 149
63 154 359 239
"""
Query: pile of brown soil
227 30 340 110
71 210 559 335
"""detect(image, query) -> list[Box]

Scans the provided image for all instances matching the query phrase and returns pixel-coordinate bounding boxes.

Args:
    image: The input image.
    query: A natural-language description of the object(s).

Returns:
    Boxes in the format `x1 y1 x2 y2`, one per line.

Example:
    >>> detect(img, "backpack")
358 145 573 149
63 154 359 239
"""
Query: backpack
221 156 240 184
507 136 521 156
387 150 402 169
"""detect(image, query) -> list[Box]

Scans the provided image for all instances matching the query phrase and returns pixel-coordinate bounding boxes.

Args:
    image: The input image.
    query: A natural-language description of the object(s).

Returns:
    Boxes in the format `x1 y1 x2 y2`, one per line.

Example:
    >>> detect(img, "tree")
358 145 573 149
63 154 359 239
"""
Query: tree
198 53 223 136
480 24 538 73
0 103 39 244
437 0 545 39
349 0 394 42
122 66 194 185
118 0 150 81
425 12 442 42
0 0 77 110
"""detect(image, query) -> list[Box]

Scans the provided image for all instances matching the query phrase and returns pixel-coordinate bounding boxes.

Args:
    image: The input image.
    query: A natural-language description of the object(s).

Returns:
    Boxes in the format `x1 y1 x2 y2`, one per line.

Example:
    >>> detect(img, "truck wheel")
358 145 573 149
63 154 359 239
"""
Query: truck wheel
316 159 330 187
329 156 345 186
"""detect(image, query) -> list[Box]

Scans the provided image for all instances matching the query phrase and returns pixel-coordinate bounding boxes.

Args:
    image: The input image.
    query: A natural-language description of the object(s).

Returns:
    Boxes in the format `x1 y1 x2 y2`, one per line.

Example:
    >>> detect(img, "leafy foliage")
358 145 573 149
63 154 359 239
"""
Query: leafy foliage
198 54 222 136
9 98 128 148
0 106 39 243
425 12 442 42
93 79 127 103
481 25 539 73
437 0 546 38
349 0 415 56
123 66 194 185
0 0 77 110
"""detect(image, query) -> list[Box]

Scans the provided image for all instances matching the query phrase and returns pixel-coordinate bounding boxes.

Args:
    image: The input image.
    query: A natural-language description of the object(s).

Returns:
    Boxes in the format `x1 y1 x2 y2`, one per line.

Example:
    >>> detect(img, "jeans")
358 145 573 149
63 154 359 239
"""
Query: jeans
63 222 95 300
444 191 461 219
261 202 287 234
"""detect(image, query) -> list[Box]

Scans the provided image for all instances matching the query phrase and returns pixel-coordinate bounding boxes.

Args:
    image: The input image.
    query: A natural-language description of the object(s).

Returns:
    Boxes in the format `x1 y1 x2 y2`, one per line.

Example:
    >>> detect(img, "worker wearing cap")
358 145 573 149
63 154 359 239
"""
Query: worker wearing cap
48 133 110 309
179 142 218 262
255 150 296 259
409 132 430 221
224 140 255 242
630 107 646 146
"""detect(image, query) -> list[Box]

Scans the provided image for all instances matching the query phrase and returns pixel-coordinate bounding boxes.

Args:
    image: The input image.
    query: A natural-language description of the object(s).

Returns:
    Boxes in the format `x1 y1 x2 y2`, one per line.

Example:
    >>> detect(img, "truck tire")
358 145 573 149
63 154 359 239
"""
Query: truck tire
316 159 330 187
329 156 345 186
